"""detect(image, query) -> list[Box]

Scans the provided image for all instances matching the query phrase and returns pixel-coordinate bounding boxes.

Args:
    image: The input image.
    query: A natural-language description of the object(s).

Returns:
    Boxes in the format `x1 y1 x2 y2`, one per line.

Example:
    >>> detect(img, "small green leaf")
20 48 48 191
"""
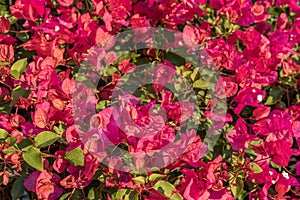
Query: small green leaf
17 138 33 151
193 79 208 89
270 160 282 170
114 189 138 200
190 68 198 81
11 86 30 101
170 193 183 200
11 176 25 200
132 176 145 184
250 162 263 173
115 189 127 199
6 137 18 146
0 61 10 66
149 173 167 182
153 180 175 198
265 86 285 105
10 58 28 80
59 192 71 200
2 149 18 154
65 148 84 166
103 66 119 76
34 131 59 148
281 76 296 86
230 177 244 198
0 128 9 139
23 146 43 171
164 52 185 67
88 188 102 200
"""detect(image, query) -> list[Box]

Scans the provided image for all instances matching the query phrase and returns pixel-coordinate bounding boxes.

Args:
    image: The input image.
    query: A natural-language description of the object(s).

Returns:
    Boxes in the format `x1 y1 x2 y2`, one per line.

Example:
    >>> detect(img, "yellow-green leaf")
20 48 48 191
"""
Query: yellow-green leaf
23 146 43 171
10 58 27 80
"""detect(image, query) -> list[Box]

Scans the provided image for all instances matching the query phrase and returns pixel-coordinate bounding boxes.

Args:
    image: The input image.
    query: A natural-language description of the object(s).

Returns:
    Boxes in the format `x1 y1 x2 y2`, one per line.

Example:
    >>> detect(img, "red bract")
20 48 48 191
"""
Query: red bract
265 139 291 166
206 38 243 70
233 87 266 114
58 0 74 7
10 0 45 22
0 44 14 63
227 118 258 151
178 168 207 199
60 154 99 189
215 76 238 99
0 17 10 33
24 171 63 200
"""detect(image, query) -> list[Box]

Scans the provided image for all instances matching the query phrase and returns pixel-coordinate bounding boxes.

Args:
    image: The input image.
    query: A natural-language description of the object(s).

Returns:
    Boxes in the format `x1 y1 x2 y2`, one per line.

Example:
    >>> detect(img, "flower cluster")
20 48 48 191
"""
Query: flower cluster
0 0 300 199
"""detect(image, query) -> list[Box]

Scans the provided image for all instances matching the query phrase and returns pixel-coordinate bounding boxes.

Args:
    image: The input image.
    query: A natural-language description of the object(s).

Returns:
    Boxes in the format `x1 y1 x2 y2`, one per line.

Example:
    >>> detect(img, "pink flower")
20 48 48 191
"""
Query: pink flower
264 110 294 146
233 87 266 114
265 139 291 166
215 76 238 99
10 0 46 22
235 27 262 50
24 171 63 200
60 154 99 189
183 24 211 46
206 38 243 70
53 150 68 173
118 58 136 74
178 168 207 199
250 1 269 23
226 118 258 151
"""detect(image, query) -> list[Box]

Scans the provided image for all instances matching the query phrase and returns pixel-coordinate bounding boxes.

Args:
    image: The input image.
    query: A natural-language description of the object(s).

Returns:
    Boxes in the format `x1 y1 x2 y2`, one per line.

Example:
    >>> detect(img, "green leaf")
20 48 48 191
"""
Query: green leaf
11 86 30 101
114 189 138 200
270 160 282 170
17 138 33 151
3 149 18 154
6 137 18 146
132 176 145 184
59 192 71 200
153 180 175 198
65 148 84 166
230 177 244 198
9 86 30 110
170 193 183 200
88 188 102 200
281 76 296 86
11 176 25 200
16 32 30 42
0 128 9 139
164 52 185 67
10 58 28 80
250 162 263 173
0 61 10 66
22 146 43 171
190 68 199 81
34 131 59 148
96 100 111 111
149 173 167 182
103 66 119 76
115 189 127 199
193 79 208 89
265 86 285 105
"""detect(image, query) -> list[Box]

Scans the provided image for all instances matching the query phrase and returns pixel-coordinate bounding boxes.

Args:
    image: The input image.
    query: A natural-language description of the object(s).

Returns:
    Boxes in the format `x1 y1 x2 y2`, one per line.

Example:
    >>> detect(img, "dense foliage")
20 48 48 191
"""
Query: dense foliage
0 0 300 199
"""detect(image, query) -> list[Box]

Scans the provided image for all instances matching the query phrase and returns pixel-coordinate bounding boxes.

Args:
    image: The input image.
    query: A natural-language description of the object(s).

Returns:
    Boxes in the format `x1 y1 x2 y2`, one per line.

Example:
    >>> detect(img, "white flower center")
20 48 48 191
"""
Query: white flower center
257 94 263 102
55 26 60 32
282 171 289 179
269 171 273 175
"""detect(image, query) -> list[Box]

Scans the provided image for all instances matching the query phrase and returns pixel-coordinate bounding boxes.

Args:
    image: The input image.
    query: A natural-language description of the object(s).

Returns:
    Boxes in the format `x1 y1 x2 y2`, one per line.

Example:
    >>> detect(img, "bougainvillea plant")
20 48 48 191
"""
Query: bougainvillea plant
0 0 300 199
